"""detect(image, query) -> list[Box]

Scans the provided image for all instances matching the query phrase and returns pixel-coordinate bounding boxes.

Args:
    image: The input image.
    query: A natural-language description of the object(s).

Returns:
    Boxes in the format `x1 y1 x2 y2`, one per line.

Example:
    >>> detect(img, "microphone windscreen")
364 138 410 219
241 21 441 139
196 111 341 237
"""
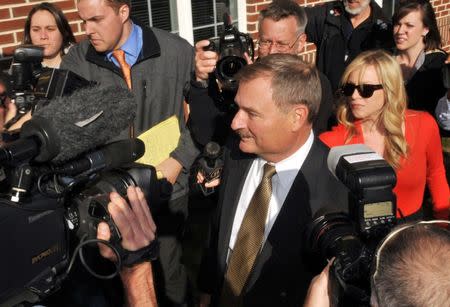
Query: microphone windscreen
32 85 136 163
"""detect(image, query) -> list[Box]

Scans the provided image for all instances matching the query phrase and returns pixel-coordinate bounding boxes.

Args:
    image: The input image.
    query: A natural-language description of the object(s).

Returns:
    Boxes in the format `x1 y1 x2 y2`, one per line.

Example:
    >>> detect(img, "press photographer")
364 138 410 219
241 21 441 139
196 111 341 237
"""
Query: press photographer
1 45 93 132
189 1 334 147
305 220 450 307
305 144 397 306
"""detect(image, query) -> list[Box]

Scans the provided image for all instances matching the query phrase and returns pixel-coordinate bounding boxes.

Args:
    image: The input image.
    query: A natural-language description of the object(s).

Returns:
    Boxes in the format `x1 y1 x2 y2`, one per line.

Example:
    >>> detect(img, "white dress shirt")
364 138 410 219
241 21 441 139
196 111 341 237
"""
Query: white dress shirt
227 131 314 262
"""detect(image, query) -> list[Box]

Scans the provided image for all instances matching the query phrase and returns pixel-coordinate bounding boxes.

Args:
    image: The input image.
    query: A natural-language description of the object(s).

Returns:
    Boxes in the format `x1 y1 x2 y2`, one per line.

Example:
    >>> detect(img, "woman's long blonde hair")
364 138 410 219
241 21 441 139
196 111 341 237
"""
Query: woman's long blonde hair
336 50 408 169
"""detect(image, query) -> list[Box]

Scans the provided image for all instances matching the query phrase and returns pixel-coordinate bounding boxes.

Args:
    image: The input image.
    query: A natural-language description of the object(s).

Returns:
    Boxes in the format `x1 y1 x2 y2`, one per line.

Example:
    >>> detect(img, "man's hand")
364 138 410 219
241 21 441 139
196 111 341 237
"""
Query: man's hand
196 171 220 188
0 98 32 131
97 186 157 261
199 293 211 307
156 157 183 185
97 186 158 307
303 259 334 307
195 40 219 81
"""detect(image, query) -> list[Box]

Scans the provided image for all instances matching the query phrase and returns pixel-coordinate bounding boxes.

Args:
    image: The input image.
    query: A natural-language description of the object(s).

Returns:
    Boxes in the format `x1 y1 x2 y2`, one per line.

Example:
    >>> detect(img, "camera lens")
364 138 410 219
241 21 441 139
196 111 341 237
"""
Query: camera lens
217 56 247 82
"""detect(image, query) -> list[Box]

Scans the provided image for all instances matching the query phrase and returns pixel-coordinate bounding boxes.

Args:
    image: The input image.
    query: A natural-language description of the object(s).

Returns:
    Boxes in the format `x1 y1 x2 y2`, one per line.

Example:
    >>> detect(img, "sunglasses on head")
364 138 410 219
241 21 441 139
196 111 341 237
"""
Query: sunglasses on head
341 83 383 98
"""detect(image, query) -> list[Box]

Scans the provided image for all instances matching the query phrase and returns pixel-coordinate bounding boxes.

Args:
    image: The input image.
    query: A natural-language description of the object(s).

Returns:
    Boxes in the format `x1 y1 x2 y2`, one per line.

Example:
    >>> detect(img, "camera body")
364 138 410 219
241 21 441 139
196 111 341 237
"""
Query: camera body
306 145 398 305
4 45 93 130
205 14 254 92
0 161 165 306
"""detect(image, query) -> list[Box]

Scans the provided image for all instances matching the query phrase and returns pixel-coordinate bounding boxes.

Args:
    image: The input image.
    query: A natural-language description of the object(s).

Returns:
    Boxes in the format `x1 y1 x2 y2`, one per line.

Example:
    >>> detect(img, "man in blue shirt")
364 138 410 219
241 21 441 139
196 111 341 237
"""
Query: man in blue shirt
61 0 197 305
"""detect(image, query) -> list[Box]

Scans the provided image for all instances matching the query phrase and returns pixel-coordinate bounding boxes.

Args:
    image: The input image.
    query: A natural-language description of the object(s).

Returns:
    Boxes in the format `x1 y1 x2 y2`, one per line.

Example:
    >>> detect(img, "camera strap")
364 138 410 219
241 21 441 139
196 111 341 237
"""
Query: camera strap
116 239 160 267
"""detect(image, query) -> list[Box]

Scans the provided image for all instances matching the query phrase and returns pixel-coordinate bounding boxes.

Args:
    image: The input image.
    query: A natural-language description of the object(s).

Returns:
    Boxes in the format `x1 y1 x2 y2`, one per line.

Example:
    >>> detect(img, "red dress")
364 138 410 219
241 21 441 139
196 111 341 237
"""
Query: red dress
320 110 450 219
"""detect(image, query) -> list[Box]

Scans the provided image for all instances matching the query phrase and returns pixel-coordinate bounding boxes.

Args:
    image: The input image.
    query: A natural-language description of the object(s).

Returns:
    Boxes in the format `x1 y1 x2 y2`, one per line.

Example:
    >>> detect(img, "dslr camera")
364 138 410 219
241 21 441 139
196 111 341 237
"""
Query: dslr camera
205 13 254 92
306 144 397 306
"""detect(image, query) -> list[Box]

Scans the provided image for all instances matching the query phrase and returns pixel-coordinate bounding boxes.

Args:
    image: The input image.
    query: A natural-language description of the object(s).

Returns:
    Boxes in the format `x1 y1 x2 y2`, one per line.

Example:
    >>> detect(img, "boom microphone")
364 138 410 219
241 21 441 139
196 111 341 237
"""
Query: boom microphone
0 85 136 165
56 138 145 175
33 84 136 163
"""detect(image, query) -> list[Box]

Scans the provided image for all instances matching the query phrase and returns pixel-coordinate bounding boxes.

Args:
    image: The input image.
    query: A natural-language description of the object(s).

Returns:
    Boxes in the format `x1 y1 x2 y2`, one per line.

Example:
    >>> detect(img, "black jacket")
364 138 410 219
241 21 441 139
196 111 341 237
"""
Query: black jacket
405 49 447 115
197 136 348 306
305 1 393 91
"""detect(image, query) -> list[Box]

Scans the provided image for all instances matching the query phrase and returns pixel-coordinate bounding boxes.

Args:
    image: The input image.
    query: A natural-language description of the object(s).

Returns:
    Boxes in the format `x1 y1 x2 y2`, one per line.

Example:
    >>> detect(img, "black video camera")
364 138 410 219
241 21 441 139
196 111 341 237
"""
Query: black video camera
306 144 397 306
205 13 254 92
0 139 166 306
3 45 94 130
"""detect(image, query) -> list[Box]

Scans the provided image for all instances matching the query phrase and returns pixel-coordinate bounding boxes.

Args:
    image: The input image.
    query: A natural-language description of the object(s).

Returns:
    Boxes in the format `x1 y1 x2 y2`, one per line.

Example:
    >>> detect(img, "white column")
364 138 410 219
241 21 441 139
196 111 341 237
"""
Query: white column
177 0 194 45
237 0 247 32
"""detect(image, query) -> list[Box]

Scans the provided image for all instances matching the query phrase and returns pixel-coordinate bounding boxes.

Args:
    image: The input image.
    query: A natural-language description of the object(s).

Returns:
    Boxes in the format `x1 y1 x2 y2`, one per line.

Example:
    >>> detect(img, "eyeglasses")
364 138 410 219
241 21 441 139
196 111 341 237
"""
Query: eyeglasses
257 34 301 52
341 83 383 98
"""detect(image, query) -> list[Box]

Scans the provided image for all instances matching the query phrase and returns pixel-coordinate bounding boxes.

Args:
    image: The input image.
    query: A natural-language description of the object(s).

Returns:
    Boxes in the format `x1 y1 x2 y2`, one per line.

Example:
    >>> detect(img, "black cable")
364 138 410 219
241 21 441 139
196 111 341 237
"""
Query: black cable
65 234 122 280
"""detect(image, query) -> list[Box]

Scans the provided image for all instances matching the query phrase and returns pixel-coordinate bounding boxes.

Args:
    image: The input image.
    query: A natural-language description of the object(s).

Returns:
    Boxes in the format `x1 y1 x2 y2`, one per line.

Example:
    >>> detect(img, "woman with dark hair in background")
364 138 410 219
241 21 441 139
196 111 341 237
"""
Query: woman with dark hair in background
320 50 449 221
393 0 447 115
23 2 76 68
1 2 77 131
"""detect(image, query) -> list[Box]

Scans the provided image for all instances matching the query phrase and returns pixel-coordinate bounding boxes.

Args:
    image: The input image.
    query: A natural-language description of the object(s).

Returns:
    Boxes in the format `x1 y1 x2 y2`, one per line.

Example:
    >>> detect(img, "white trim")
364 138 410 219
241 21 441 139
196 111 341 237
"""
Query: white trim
237 0 247 33
177 0 194 45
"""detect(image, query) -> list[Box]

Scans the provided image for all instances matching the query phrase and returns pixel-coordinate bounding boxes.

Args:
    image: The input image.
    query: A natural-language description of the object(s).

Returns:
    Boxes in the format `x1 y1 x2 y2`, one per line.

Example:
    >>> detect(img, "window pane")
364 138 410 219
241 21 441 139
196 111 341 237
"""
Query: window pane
193 26 216 42
130 0 179 33
192 0 214 27
192 0 238 42
130 0 150 27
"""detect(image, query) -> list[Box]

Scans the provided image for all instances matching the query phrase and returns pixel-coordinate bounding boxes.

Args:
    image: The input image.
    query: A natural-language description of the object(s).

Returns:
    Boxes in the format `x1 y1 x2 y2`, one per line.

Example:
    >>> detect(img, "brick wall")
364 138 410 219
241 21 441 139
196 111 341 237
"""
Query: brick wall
0 0 449 58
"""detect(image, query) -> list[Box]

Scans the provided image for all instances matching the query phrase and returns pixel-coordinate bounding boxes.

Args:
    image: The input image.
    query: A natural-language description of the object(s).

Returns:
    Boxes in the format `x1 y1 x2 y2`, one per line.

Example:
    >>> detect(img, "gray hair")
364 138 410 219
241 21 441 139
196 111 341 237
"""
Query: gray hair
258 0 308 35
236 53 321 124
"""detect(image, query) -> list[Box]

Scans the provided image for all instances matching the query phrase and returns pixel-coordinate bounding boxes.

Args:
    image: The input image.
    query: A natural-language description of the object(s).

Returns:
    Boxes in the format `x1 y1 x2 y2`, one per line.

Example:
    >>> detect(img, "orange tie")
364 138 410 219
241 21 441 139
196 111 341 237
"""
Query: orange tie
112 49 134 137
112 49 132 89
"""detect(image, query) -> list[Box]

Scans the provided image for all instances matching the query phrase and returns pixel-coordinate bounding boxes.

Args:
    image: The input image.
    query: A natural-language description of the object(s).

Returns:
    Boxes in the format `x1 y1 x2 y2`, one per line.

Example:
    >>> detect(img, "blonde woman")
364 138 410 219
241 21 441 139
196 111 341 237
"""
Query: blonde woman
320 50 449 220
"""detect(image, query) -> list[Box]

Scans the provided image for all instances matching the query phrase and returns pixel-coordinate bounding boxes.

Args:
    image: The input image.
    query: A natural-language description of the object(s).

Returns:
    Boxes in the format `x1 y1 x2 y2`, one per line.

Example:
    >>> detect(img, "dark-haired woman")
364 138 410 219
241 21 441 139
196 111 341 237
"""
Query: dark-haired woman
23 2 76 68
2 2 77 131
393 0 447 115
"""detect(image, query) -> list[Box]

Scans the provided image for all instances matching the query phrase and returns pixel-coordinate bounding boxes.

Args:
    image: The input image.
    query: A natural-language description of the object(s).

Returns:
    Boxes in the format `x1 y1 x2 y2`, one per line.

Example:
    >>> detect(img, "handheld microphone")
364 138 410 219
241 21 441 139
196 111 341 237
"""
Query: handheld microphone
197 142 223 196
56 138 145 175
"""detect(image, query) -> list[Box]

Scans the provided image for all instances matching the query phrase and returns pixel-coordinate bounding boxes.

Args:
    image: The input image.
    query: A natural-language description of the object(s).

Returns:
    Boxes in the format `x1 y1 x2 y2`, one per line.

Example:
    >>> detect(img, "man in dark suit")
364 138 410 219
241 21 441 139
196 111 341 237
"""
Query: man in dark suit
197 54 348 307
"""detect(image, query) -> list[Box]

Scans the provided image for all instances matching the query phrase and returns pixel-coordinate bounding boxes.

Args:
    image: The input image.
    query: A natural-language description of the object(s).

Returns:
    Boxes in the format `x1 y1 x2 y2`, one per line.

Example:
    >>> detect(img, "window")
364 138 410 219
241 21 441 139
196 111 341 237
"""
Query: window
191 0 238 42
130 0 241 44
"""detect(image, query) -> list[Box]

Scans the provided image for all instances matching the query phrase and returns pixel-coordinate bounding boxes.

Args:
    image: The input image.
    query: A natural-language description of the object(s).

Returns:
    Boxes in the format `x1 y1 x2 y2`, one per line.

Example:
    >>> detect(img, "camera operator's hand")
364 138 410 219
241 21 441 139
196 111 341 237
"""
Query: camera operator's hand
243 52 254 65
2 102 32 131
97 186 158 307
97 186 156 260
303 259 334 307
195 40 219 81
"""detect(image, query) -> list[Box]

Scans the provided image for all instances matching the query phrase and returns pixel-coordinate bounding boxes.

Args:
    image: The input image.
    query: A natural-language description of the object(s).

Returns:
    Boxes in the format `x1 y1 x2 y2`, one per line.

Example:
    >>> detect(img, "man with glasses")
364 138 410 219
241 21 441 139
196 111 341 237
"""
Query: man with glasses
305 0 392 92
189 0 334 146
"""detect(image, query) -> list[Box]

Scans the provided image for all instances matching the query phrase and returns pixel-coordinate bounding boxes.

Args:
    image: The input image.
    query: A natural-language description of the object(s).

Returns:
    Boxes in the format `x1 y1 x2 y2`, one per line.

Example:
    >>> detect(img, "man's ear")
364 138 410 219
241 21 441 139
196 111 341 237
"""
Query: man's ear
119 4 130 22
295 33 307 54
290 104 309 131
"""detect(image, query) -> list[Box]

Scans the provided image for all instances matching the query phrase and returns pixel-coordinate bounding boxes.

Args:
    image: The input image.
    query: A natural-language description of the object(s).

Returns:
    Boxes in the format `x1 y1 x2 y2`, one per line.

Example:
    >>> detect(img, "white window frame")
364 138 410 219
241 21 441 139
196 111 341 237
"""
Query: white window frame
176 0 247 45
